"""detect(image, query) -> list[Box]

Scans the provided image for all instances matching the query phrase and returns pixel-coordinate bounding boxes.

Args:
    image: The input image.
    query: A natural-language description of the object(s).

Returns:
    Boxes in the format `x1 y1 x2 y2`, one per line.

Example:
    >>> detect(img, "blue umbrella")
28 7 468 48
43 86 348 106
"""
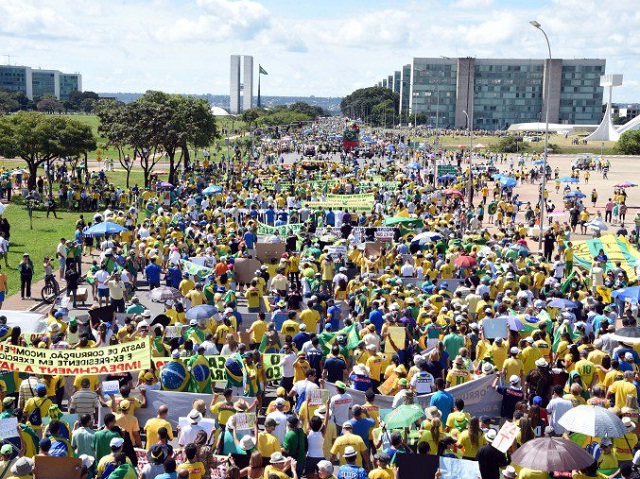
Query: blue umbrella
492 173 505 180
185 304 219 320
84 221 128 236
547 298 578 309
407 162 421 171
564 191 586 199
439 174 456 181
203 185 223 195
385 144 395 150
500 177 517 188
533 159 545 165
611 286 640 303
559 177 579 183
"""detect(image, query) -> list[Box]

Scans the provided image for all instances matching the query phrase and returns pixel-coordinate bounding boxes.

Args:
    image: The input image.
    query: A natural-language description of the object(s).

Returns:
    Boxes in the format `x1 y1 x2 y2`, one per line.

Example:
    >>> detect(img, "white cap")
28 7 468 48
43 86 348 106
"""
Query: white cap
344 446 357 457
137 320 149 330
525 337 534 343
510 347 520 355
509 375 521 385
171 349 181 358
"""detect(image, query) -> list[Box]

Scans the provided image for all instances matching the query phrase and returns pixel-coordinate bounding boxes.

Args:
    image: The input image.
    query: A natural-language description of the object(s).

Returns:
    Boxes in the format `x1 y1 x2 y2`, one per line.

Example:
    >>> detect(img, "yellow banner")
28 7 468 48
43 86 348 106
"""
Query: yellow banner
0 339 151 376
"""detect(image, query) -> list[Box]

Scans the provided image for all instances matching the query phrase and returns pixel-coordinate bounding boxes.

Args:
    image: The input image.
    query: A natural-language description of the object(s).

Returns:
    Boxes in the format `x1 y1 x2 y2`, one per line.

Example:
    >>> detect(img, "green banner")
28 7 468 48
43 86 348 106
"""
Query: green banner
256 222 305 236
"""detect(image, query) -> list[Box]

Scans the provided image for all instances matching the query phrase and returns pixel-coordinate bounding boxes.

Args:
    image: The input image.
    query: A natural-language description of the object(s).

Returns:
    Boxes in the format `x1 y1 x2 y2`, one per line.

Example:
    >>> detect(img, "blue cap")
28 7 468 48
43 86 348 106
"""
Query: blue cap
34 384 46 393
54 311 64 318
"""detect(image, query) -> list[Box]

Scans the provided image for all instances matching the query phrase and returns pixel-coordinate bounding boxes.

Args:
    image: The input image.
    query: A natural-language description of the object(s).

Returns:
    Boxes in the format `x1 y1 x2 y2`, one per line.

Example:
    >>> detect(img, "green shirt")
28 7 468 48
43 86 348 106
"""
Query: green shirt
283 428 306 463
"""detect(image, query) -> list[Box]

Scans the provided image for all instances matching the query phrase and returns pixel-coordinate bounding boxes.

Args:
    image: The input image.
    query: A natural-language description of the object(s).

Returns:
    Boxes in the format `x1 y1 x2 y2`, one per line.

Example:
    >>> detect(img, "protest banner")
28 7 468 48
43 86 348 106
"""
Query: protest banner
0 339 150 375
374 227 396 241
34 456 82 479
492 421 520 453
256 243 286 263
0 417 18 439
377 372 397 396
256 222 305 236
326 245 348 261
482 317 508 339
326 374 502 417
134 390 256 429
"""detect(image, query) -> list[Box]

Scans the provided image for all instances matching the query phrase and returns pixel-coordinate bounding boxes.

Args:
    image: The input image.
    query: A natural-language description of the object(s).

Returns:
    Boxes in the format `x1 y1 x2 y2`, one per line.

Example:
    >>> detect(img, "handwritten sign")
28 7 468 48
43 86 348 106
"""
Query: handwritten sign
102 380 120 396
492 421 519 453
0 417 17 439
234 412 256 430
308 389 330 406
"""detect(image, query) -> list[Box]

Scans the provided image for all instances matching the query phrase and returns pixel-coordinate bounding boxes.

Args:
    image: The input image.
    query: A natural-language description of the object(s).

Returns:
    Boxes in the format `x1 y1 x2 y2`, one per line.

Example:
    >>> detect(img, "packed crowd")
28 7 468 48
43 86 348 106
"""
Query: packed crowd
0 120 638 479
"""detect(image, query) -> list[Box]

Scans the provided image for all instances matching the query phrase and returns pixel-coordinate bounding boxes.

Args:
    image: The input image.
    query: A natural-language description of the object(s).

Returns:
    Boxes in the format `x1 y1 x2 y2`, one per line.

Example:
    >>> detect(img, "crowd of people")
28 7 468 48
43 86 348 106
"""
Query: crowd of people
0 119 638 479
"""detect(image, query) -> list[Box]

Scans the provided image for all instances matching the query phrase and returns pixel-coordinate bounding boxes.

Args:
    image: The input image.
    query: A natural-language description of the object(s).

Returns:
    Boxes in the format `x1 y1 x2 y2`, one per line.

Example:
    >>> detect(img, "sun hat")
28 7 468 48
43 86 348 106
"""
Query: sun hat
484 428 497 443
270 452 286 464
503 466 517 479
11 457 33 476
79 454 95 469
482 362 495 374
425 406 441 420
240 435 256 451
317 460 333 473
343 446 357 457
187 409 203 423
623 417 636 432
535 358 549 368
315 405 328 418
601 437 613 447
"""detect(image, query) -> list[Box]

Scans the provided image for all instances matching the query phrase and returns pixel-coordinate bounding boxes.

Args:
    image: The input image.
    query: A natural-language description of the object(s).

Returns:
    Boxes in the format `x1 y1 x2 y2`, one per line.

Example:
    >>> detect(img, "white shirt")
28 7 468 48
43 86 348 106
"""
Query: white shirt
330 393 353 425
266 410 288 442
95 270 110 290
178 422 206 446
392 390 408 408
400 263 415 277
410 371 435 395
279 352 296 378
546 397 573 435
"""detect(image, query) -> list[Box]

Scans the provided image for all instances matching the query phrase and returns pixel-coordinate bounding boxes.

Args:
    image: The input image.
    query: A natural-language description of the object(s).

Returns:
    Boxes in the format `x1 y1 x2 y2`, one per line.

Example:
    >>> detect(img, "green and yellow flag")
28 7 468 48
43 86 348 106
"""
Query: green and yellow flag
259 65 268 75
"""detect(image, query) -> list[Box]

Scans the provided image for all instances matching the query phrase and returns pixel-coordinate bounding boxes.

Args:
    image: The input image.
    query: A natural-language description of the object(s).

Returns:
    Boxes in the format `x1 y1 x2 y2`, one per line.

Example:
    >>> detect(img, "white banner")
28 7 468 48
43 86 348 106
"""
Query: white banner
325 374 502 417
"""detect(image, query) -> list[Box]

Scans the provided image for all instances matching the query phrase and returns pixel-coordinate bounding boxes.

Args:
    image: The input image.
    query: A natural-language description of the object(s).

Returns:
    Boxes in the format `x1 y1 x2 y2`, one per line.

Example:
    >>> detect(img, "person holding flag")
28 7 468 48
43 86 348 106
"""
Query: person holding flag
188 346 213 393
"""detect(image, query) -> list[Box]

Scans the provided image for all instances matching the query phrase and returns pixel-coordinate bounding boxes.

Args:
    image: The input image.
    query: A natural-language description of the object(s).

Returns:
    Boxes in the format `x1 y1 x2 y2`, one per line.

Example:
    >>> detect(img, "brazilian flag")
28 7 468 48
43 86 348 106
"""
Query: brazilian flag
160 358 190 392
188 353 213 393
225 353 246 389
183 326 205 345
318 323 360 355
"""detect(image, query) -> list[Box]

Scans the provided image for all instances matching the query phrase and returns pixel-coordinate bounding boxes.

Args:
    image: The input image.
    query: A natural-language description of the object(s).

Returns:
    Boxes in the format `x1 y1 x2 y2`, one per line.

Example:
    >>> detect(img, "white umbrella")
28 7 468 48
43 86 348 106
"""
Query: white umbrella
586 219 608 231
0 203 6 215
558 405 627 438
477 246 494 258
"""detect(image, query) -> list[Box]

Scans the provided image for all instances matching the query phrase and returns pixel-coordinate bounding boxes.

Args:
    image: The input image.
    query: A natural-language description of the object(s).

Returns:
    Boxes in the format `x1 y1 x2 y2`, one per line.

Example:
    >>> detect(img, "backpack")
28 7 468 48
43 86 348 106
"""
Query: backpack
27 398 50 427
586 441 602 461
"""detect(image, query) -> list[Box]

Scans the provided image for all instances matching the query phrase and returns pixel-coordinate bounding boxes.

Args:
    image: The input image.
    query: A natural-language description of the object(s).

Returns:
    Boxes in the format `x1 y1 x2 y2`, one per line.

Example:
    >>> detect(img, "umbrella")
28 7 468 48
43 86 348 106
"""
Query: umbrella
511 436 596 472
609 327 640 344
438 174 456 181
407 162 422 171
443 188 463 198
611 286 640 303
150 314 171 328
558 405 627 438
497 315 524 332
0 203 6 215
10 169 28 176
84 221 128 236
533 159 545 165
157 181 174 189
202 185 223 195
474 143 486 149
383 404 425 429
586 219 608 231
454 255 477 268
491 173 505 180
500 177 517 188
319 234 339 243
547 298 577 309
559 176 579 183
383 217 423 227
411 231 443 245
616 181 637 188
149 286 183 302
185 304 219 320
477 245 494 257
564 191 586 199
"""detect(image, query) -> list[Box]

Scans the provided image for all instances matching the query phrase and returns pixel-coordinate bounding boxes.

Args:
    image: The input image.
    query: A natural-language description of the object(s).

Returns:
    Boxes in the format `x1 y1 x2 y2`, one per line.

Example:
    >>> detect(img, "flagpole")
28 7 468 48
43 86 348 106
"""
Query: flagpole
257 64 262 108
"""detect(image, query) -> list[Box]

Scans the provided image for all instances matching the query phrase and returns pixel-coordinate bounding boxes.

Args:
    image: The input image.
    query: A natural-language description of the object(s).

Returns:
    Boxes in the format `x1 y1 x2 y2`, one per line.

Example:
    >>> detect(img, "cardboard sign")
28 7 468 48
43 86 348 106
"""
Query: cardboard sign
0 417 18 439
34 456 82 479
385 326 406 353
492 421 519 453
327 245 348 261
256 243 286 263
378 372 397 396
308 389 330 406
234 412 256 430
482 317 508 339
102 380 120 396
364 241 384 258
374 227 395 241
234 258 262 285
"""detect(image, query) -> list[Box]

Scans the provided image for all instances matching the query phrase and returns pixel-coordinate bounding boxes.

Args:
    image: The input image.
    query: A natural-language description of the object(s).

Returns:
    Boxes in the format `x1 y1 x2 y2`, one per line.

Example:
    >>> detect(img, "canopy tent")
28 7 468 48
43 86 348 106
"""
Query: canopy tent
571 234 640 283
383 216 423 227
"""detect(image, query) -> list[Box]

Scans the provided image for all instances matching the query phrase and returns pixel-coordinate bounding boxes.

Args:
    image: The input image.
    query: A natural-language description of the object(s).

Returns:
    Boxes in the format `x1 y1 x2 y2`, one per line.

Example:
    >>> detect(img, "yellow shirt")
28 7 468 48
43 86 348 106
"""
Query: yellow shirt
609 380 637 409
331 433 367 466
300 308 320 332
144 417 173 449
257 431 282 458
178 460 206 479
457 429 487 459
249 320 268 344
446 369 470 387
502 358 524 379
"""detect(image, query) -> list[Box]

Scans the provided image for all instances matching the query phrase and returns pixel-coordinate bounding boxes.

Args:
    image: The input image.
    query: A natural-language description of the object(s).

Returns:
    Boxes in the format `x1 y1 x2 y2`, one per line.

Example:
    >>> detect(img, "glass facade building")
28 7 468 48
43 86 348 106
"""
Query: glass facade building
383 57 605 129
0 65 82 100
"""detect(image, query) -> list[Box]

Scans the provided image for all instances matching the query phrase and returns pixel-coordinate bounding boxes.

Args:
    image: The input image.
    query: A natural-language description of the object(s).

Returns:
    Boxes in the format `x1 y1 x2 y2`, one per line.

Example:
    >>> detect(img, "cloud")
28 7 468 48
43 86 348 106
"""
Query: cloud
324 9 413 48
0 0 77 39
196 0 270 39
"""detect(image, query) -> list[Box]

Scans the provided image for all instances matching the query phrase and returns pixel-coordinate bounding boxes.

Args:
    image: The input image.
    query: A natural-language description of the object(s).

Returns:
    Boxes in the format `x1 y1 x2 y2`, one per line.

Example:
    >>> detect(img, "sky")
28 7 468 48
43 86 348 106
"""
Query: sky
1 0 639 101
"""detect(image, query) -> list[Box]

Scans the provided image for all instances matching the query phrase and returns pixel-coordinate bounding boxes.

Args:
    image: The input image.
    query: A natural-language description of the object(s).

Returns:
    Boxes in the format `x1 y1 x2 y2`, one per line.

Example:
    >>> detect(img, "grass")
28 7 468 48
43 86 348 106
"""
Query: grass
2 204 77 297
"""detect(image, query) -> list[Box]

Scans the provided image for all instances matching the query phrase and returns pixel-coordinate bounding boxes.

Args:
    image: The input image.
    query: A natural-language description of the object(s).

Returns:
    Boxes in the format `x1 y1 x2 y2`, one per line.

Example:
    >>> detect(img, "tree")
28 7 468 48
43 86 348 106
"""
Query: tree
36 95 64 114
95 99 136 187
615 130 640 155
0 112 96 190
497 136 524 153
0 91 19 114
340 86 399 120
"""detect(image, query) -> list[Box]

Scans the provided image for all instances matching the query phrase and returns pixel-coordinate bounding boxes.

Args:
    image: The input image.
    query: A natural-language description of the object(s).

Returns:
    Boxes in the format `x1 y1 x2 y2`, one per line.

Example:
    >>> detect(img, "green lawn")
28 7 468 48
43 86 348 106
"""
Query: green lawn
2 204 77 297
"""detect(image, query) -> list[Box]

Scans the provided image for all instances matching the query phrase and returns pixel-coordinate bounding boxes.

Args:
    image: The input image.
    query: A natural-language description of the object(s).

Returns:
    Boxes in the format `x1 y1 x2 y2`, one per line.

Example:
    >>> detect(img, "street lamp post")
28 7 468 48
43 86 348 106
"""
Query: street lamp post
462 110 473 207
530 20 552 249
